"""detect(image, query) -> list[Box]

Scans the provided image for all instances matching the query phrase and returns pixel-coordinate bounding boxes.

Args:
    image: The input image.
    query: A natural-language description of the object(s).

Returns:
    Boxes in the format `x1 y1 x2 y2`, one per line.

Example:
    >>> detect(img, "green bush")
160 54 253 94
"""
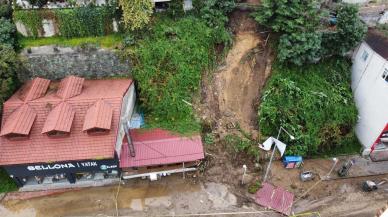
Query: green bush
258 58 358 156
13 6 116 38
248 180 262 194
0 45 21 109
125 16 231 133
0 168 17 193
224 134 259 157
0 17 17 48
167 0 185 18
0 3 12 19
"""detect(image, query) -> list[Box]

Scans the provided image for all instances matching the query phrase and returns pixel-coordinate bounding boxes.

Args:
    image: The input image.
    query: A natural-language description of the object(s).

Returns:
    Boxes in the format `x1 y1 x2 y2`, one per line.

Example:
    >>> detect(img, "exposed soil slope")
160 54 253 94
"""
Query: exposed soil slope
199 10 273 138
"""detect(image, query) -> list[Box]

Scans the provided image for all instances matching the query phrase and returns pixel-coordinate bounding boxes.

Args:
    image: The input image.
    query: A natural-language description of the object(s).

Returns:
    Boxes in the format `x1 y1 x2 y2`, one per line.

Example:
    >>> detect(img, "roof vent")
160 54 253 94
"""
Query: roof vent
20 77 50 101
56 76 84 99
0 105 37 137
41 102 75 134
83 100 113 132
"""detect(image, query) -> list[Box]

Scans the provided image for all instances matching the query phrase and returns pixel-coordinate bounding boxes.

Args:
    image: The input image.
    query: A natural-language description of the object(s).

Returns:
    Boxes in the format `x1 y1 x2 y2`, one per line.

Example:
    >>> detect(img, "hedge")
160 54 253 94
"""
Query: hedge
13 5 117 38
258 58 359 156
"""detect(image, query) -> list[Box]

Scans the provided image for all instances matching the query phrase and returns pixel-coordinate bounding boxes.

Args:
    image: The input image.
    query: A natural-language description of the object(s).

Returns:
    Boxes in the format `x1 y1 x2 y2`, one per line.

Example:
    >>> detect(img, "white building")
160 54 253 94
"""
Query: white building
352 29 388 161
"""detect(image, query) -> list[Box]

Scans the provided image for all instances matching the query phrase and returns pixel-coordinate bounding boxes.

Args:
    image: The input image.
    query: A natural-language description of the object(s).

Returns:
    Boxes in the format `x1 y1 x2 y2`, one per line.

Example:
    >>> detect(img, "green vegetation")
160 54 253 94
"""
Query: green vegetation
0 45 22 109
253 1 366 65
13 5 117 38
204 133 215 145
20 34 123 48
0 17 17 48
0 2 20 192
377 24 388 37
258 58 359 157
224 134 259 158
248 180 262 194
0 168 17 193
125 15 231 133
118 0 153 30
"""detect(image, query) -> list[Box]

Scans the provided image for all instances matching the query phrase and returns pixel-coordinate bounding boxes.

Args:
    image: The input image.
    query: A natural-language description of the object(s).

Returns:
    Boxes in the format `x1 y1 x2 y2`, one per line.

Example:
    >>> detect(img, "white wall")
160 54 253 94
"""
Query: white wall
352 42 388 154
115 84 136 156
342 0 369 4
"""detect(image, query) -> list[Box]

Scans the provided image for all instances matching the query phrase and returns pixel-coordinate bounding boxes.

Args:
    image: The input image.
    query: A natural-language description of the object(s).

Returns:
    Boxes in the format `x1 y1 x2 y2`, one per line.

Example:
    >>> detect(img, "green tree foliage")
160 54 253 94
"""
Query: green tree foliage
253 1 366 65
124 16 231 133
258 58 359 156
0 45 21 110
0 2 12 19
193 0 235 45
322 4 367 56
0 17 16 48
118 0 153 30
277 32 322 66
253 0 321 33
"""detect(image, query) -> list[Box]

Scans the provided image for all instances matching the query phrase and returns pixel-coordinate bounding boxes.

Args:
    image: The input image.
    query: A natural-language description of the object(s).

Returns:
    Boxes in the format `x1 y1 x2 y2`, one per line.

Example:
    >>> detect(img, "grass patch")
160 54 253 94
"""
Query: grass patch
0 168 17 193
259 58 359 157
19 34 124 49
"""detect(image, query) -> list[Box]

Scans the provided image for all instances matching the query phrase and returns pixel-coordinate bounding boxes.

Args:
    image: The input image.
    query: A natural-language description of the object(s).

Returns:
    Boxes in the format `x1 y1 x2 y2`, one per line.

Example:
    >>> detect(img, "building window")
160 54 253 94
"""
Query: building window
361 50 369 62
382 68 388 82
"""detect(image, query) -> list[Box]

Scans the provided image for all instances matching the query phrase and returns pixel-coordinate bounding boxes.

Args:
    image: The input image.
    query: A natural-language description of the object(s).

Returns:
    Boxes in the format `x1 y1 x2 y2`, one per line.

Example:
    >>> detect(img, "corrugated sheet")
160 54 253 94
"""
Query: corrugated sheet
82 100 113 131
255 182 294 216
41 102 75 133
21 78 50 101
120 129 204 168
0 77 133 165
56 76 85 99
0 105 37 136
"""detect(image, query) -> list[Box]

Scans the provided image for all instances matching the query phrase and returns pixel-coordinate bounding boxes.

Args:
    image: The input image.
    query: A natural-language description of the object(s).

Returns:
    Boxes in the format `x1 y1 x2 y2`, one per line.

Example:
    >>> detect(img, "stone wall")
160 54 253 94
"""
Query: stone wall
20 45 130 82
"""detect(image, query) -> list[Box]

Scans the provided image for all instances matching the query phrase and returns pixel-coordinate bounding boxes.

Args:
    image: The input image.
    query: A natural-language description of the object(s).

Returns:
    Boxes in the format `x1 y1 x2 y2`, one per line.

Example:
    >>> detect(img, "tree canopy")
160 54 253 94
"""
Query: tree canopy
253 1 367 65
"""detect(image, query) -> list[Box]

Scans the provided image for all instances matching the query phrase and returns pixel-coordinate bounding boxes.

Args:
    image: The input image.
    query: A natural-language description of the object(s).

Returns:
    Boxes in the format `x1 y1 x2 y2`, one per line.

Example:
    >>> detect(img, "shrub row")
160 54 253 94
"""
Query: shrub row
13 5 117 38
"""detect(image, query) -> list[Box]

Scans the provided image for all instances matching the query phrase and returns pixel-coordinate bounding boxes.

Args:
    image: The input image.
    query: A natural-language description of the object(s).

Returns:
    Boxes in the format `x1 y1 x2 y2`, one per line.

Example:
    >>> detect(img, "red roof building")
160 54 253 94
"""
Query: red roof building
0 76 133 166
120 128 204 169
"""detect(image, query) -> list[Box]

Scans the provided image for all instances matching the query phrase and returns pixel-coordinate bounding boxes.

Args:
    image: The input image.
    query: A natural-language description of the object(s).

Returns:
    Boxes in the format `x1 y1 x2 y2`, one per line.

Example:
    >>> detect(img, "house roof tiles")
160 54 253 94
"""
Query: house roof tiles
0 77 133 165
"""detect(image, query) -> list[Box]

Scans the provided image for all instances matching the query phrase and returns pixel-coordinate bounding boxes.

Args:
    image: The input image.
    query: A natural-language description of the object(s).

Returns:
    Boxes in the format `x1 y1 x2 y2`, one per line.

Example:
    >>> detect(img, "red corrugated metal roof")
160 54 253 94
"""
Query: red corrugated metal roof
56 76 85 99
20 78 50 101
41 102 75 134
83 100 113 131
120 129 204 168
0 104 37 136
0 78 133 165
255 182 294 216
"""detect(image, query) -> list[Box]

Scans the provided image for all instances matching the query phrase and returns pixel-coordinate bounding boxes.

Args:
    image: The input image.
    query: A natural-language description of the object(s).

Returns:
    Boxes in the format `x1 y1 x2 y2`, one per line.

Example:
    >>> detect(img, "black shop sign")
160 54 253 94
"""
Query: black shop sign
4 158 119 177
